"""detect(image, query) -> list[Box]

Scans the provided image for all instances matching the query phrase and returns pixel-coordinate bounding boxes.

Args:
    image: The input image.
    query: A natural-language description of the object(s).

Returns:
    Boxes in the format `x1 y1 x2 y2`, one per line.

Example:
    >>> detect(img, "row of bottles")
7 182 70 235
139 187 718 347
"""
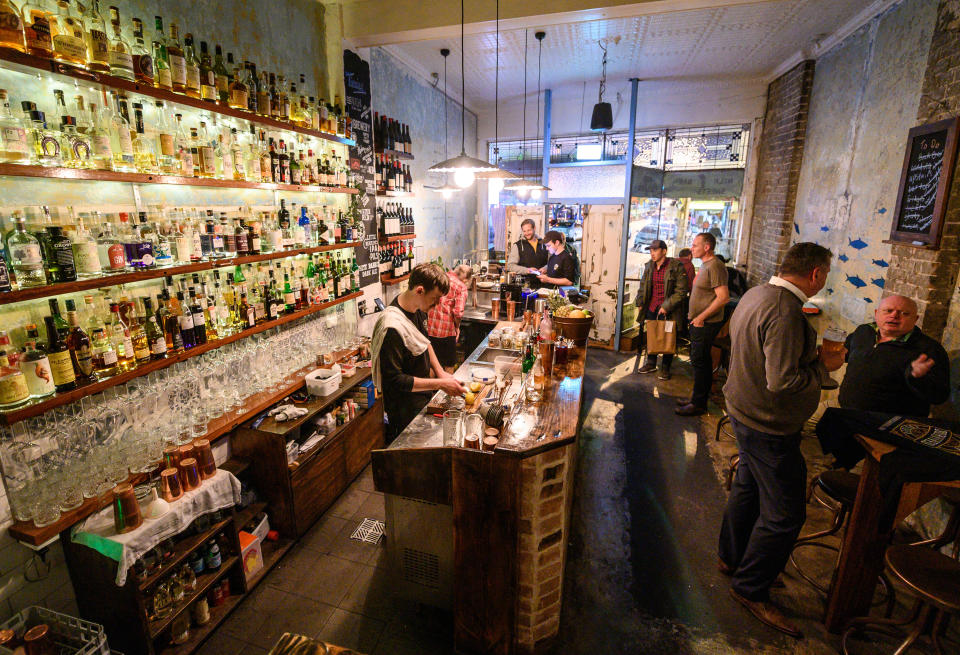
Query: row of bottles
0 203 362 292
378 242 415 279
0 1 350 137
0 86 350 186
373 113 411 154
375 154 411 194
0 255 361 406
377 202 415 239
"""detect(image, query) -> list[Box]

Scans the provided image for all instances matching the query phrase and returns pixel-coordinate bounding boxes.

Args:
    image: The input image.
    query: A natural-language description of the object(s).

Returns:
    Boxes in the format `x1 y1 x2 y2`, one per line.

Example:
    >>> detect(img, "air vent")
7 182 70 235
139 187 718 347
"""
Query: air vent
402 548 440 589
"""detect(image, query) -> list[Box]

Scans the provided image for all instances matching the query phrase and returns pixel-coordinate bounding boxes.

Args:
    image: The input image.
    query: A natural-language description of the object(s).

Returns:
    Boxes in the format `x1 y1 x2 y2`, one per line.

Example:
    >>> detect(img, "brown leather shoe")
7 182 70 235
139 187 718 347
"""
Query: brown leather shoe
675 397 692 406
718 559 734 575
729 588 803 639
675 403 706 416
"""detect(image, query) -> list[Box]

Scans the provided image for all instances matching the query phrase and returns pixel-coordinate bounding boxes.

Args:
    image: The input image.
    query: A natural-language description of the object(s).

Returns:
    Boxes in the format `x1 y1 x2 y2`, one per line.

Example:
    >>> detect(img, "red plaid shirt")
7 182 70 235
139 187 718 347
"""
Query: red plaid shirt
648 258 669 312
427 271 467 338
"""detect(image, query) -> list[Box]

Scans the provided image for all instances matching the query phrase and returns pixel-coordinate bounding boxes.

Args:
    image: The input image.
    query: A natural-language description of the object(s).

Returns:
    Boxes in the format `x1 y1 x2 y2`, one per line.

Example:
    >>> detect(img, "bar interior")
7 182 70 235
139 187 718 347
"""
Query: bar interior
1 1 960 654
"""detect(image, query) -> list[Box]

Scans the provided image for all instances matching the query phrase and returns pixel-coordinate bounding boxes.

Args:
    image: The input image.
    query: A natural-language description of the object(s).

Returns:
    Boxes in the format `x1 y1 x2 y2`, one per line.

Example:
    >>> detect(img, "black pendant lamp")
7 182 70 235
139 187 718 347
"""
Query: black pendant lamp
590 41 613 132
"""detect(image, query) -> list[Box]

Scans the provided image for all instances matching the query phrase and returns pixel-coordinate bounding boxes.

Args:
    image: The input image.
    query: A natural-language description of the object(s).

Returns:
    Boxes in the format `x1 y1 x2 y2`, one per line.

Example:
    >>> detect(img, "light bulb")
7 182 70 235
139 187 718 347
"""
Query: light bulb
442 188 453 200
531 188 542 200
489 177 504 193
517 187 529 199
453 168 475 188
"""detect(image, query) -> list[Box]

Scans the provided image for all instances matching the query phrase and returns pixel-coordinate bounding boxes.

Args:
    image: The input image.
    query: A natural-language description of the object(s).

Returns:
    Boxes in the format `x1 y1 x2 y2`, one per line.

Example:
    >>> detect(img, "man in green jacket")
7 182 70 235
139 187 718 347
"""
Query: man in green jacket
636 240 688 380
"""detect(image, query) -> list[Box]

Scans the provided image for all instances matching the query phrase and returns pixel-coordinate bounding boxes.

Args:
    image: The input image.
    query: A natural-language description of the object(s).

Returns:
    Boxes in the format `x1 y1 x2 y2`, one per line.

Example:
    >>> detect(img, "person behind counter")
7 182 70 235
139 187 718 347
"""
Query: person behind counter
538 231 578 289
506 218 549 286
426 264 473 370
372 263 467 442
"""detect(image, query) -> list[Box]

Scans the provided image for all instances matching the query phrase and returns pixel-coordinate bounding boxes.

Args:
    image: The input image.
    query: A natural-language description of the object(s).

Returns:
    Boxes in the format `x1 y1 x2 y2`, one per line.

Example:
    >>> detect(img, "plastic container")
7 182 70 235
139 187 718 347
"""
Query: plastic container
305 364 342 397
0 606 109 655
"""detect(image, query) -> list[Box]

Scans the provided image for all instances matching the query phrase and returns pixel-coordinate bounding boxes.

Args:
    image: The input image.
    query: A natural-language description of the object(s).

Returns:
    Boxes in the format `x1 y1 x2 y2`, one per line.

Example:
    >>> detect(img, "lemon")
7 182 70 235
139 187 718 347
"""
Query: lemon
469 381 482 392
569 309 586 318
464 391 476 405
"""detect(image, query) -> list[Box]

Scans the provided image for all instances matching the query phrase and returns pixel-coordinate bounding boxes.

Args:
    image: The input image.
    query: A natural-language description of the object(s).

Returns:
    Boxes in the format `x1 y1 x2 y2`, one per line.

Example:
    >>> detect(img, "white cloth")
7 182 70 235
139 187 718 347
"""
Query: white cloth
371 305 431 390
71 469 242 586
769 276 808 303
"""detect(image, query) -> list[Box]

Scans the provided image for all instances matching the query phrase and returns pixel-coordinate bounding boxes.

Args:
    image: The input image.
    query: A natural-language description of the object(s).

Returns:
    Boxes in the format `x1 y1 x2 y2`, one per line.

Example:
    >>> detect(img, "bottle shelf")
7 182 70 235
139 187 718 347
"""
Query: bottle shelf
376 190 412 198
139 515 235 592
377 148 413 161
0 49 355 147
0 242 361 306
158 592 243 655
0 291 363 426
381 272 410 286
147 554 239 638
379 234 416 243
0 163 359 194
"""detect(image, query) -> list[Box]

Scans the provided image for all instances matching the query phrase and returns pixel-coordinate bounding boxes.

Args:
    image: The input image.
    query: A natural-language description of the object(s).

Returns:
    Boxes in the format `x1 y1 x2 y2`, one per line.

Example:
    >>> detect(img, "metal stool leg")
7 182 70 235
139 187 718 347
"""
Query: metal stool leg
841 599 925 655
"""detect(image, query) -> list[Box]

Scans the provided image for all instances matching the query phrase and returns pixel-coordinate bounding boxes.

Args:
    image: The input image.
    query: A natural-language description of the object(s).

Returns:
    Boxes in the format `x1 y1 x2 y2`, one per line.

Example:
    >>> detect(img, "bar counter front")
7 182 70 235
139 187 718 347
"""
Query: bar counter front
372 321 586 655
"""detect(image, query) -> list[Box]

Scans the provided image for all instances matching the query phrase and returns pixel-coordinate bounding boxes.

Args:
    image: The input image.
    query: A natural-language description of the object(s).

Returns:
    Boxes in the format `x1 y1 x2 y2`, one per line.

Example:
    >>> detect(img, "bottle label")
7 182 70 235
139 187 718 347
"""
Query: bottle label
88 29 109 64
200 146 215 172
230 89 248 108
215 75 228 94
90 134 112 157
221 149 233 175
269 303 279 319
40 134 60 158
74 343 93 376
212 235 223 250
235 232 248 251
107 243 125 269
0 9 22 46
159 134 175 157
48 350 75 386
157 67 172 89
71 136 91 162
251 236 261 251
249 157 261 179
1 127 29 154
193 312 205 326
186 67 200 91
233 154 245 177
25 13 52 52
180 150 194 176
284 291 295 305
72 241 101 274
54 242 76 279
137 243 154 267
133 53 154 79
100 348 118 366
169 55 186 86
53 33 86 60
118 335 133 358
247 308 255 327
179 314 194 331
117 128 134 156
0 371 30 405
109 50 134 73
201 81 216 102
11 243 42 266
134 339 150 361
151 336 167 355
21 357 55 395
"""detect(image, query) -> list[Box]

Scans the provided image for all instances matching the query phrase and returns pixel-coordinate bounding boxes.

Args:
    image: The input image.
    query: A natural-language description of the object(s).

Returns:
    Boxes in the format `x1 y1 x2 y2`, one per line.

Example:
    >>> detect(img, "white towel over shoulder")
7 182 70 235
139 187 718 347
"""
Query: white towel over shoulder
371 305 431 390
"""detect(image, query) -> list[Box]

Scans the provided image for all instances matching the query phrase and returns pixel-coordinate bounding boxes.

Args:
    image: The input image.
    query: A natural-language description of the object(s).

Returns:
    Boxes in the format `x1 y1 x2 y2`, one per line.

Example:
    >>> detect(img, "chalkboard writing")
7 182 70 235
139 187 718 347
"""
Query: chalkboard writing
889 117 958 248
344 50 379 287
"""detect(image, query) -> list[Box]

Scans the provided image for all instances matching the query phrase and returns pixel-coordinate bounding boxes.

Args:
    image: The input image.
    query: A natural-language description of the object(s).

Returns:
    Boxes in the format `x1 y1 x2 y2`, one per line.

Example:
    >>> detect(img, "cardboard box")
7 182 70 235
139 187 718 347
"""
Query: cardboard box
238 531 263 581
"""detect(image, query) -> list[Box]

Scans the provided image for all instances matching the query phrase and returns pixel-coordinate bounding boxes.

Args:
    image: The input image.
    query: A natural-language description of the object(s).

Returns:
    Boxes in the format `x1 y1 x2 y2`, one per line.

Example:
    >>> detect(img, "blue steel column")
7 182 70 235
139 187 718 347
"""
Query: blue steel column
542 89 552 190
614 79 640 351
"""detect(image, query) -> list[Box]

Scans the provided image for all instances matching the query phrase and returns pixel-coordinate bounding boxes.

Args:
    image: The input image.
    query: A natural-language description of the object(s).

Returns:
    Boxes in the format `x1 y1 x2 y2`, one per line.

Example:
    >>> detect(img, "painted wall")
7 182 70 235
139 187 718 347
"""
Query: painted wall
792 0 938 332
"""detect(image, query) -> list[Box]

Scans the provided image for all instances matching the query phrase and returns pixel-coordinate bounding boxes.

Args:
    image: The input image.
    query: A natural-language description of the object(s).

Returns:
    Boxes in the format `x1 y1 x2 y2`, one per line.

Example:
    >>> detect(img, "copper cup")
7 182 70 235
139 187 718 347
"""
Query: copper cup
23 624 53 655
463 434 480 450
113 482 143 534
162 445 181 470
490 296 500 319
506 300 518 323
193 439 217 479
539 340 555 376
482 436 499 451
159 467 183 502
180 458 201 492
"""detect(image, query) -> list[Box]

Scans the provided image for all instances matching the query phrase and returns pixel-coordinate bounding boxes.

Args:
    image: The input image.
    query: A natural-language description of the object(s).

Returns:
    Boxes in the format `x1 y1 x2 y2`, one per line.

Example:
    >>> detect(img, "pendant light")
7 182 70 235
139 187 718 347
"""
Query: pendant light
590 40 613 132
505 29 541 198
474 0 517 190
429 48 461 199
427 0 499 187
530 30 551 199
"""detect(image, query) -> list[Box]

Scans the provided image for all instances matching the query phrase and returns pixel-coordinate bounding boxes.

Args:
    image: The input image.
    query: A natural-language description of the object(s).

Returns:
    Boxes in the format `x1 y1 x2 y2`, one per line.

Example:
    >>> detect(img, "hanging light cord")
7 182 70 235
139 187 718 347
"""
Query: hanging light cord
521 29 528 179
598 40 607 104
536 34 543 177
460 0 466 154
494 0 499 164
443 54 448 159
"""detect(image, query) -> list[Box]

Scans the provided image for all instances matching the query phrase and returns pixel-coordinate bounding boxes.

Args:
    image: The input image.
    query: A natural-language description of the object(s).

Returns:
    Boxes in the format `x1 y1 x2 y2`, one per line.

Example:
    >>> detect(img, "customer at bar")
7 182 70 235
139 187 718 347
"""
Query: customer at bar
426 264 473 371
676 233 729 416
506 218 549 287
635 239 688 380
676 247 696 289
538 230 577 289
372 263 466 442
718 242 843 638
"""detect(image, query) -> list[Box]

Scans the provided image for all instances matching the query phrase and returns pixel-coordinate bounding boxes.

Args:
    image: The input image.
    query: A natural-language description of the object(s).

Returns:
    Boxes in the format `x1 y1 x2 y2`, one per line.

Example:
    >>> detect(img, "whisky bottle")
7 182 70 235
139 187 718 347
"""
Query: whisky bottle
0 0 25 52
230 128 245 180
175 290 195 348
130 102 158 173
151 16 171 90
256 70 270 117
108 302 136 372
103 90 134 171
130 17 153 84
141 297 166 360
228 58 248 110
182 33 200 99
22 0 53 57
154 100 178 174
81 0 108 73
188 287 206 345
90 326 119 378
0 89 31 164
105 6 133 80
213 46 229 104
198 41 216 103
166 22 186 93
70 213 100 276
64 298 94 380
195 122 215 178
174 113 193 176
51 0 86 67
127 300 151 365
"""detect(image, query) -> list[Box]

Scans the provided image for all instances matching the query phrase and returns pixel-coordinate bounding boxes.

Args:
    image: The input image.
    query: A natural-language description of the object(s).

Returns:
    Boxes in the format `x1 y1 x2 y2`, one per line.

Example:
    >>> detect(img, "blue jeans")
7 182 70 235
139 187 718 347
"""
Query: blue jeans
688 321 721 408
718 416 807 601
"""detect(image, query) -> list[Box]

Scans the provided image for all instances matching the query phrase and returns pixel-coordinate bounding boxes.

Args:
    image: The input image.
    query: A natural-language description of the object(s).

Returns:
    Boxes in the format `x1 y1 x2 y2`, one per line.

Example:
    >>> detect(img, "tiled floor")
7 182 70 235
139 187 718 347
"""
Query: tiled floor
201 466 453 655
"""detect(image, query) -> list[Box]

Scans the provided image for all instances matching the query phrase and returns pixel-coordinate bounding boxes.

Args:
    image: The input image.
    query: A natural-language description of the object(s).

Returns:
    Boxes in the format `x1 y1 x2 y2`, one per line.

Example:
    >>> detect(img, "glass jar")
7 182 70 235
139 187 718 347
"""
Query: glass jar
152 580 173 620
170 612 191 645
487 330 501 348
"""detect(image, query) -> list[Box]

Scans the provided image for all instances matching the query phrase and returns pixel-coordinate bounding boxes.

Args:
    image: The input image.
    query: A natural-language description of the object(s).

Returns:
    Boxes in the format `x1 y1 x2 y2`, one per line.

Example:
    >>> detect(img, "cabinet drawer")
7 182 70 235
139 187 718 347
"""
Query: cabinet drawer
291 441 346 535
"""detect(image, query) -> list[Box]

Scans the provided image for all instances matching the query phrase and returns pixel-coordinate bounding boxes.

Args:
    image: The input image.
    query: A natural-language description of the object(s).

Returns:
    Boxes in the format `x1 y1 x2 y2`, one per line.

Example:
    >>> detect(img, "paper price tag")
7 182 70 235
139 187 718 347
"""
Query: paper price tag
664 321 674 333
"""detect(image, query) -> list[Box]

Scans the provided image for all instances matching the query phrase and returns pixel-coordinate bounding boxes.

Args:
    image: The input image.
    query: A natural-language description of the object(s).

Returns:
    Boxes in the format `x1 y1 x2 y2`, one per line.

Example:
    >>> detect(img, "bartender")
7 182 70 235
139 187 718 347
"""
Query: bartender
538 231 578 289
506 218 549 287
372 263 466 442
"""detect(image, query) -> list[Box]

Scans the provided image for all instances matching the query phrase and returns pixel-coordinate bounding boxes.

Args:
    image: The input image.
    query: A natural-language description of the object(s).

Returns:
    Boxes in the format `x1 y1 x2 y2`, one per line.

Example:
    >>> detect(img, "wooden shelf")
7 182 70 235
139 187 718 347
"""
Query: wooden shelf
377 148 414 160
244 537 294 591
148 555 239 638
251 368 371 436
381 272 410 286
376 190 412 197
0 163 359 193
220 458 250 478
0 291 362 425
158 592 244 655
140 516 235 592
233 502 267 530
0 242 361 306
0 49 355 147
379 233 416 243
290 401 376 472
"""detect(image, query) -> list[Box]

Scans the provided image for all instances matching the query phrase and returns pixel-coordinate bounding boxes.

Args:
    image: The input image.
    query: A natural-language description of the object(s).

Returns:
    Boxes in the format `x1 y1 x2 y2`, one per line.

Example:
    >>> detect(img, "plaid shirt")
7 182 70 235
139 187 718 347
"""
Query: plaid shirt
648 258 669 312
427 271 467 338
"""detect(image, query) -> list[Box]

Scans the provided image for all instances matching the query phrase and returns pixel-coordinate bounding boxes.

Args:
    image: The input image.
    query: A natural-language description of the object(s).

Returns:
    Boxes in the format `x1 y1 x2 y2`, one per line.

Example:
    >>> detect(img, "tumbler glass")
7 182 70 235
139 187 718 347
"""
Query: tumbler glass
442 410 462 447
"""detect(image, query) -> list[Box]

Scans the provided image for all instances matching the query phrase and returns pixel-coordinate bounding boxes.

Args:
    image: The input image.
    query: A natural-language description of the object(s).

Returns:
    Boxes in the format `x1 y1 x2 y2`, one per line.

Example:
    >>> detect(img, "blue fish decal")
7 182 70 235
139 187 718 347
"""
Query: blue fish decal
838 254 849 262
848 238 869 250
863 297 873 303
827 288 835 295
846 275 867 288
794 222 800 235
871 278 885 289
872 259 889 267
820 226 830 232
878 208 887 214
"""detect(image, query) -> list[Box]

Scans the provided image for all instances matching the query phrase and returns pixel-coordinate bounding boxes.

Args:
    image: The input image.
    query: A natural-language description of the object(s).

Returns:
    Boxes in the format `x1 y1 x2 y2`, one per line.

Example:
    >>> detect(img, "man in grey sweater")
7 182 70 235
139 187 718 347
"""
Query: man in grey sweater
718 243 845 638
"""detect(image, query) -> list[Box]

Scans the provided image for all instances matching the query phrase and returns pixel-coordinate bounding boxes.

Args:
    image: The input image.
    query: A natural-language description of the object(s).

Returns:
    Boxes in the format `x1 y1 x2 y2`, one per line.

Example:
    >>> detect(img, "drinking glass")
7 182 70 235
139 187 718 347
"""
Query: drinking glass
442 410 462 447
464 413 484 444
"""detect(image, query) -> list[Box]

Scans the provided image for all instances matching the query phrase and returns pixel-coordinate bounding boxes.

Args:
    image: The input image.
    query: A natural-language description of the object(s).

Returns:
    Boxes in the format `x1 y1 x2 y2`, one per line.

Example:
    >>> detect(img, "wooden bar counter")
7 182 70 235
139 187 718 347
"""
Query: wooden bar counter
372 322 586 655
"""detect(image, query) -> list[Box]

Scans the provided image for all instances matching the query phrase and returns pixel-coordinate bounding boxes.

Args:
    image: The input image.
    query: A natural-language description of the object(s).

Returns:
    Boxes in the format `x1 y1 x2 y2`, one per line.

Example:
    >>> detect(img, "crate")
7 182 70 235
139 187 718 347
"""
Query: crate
0 606 109 655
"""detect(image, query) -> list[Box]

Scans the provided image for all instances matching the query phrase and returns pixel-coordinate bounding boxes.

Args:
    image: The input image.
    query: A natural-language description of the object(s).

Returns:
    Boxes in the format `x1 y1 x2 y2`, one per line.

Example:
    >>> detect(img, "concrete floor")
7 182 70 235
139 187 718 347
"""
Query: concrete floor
200 347 959 655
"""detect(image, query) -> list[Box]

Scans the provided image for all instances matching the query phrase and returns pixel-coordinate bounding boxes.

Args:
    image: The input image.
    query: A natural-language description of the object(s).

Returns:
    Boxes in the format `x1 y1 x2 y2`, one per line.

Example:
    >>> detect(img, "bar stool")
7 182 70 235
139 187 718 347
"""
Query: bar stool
841 489 960 655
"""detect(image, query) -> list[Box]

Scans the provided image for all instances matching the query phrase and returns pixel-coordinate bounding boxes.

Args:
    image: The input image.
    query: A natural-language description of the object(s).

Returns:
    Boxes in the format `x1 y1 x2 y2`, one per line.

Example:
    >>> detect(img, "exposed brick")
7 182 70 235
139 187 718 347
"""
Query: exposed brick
538 530 563 551
533 617 560 641
542 463 564 482
539 496 564 517
540 513 563 535
540 482 563 499
537 589 561 610
538 545 562 567
537 562 562 582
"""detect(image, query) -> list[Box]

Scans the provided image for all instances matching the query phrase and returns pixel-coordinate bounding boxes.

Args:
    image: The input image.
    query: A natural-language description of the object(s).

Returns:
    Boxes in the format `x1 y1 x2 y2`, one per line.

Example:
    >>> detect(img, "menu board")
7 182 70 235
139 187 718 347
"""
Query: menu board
889 117 959 248
343 49 379 287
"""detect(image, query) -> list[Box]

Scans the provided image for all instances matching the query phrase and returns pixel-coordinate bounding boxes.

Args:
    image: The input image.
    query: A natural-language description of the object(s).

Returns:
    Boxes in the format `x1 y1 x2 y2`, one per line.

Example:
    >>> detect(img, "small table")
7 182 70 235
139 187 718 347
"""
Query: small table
824 434 960 632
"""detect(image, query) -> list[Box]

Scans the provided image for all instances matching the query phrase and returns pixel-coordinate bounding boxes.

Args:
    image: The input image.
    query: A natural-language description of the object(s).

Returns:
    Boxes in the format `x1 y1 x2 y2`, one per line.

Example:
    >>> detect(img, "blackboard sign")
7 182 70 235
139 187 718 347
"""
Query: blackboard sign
889 117 959 248
344 50 380 287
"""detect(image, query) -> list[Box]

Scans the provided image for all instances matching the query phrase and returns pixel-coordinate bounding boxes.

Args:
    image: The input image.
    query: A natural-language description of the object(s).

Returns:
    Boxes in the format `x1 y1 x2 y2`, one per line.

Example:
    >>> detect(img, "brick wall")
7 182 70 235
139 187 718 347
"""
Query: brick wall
746 61 816 285
514 444 576 654
886 0 960 342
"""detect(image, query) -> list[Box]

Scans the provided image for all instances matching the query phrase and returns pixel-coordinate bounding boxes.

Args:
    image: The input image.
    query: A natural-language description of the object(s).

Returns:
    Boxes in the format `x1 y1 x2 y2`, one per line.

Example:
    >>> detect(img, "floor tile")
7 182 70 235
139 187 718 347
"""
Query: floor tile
371 630 452 655
241 593 337 651
326 486 371 520
354 465 377 493
337 564 398 621
276 553 366 607
263 545 324 595
194 629 248 655
350 491 385 523
300 513 350 554
326 518 382 565
219 594 271 643
314 608 385 653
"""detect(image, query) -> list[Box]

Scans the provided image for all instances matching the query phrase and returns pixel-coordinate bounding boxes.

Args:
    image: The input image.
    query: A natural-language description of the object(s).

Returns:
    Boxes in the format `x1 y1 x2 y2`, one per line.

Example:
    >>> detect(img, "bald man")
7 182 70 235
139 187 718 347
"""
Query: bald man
838 294 950 417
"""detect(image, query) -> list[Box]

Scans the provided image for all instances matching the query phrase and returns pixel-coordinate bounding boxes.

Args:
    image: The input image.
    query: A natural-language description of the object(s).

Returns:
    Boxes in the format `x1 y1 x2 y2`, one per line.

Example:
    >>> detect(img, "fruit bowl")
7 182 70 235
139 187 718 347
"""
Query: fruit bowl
553 314 594 344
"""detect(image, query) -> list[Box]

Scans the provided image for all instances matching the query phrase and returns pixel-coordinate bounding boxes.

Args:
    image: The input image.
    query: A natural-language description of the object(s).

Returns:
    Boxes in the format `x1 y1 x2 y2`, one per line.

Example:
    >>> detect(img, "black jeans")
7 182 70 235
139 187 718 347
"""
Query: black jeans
718 416 807 601
688 321 722 408
642 309 673 372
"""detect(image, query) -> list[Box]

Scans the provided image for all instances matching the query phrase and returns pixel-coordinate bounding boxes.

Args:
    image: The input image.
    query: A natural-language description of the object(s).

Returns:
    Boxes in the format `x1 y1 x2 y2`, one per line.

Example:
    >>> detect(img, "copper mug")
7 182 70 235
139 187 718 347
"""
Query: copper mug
193 439 217 479
162 445 181 470
463 434 481 450
506 300 518 323
490 296 500 319
23 624 53 655
113 482 142 534
180 458 201 492
160 467 183 502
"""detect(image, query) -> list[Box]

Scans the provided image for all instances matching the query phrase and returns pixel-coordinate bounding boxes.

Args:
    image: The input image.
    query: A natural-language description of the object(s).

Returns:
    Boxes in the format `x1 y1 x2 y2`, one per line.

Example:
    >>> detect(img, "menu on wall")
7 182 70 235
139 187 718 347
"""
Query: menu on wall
344 49 380 287
889 116 959 248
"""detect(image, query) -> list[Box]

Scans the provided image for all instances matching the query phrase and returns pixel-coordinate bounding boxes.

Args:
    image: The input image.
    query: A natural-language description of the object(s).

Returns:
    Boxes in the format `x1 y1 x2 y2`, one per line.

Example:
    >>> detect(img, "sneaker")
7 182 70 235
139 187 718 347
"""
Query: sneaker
637 363 658 374
657 370 672 381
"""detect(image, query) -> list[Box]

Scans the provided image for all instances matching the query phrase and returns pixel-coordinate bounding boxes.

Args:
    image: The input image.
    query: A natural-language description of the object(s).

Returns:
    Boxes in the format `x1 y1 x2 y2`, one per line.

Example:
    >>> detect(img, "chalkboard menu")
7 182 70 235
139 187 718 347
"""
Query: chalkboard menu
344 49 380 287
889 117 959 248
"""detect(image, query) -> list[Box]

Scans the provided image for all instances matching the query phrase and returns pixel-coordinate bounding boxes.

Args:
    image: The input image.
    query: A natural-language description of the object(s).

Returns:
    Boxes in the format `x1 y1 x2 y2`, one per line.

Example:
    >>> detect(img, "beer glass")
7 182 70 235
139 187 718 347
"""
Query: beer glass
821 326 847 390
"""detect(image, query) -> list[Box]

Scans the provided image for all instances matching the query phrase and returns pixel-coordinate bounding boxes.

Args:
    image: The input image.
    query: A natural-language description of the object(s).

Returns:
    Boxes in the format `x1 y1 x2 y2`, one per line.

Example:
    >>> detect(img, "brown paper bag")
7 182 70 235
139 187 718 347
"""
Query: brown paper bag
644 318 677 355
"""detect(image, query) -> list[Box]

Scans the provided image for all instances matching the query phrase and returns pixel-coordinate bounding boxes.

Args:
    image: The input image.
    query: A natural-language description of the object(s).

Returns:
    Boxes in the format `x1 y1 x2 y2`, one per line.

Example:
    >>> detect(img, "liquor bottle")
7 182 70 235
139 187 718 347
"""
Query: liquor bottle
166 22 186 93
351 257 360 293
26 110 60 166
256 70 270 117
169 114 191 176
102 91 134 172
244 62 258 114
81 0 108 73
282 272 295 313
238 292 254 329
198 41 216 103
189 287 206 345
213 46 229 104
196 122 216 178
228 128 245 181
153 101 178 174
156 290 180 353
130 17 153 84
289 150 301 184
43 315 76 391
182 33 200 99
70 213 100 277
105 6 133 80
90 326 118 378
130 102 158 173
0 90 31 164
138 297 165 360
59 115 93 169
22 0 53 58
45 224 76 282
175 290 194 348
108 302 135 372
151 16 171 90
95 215 124 271
234 217 249 255
127 300 150 364
63 298 93 380
51 0 86 67
0 345 30 406
219 214 236 256
216 132 231 179
20 324 54 397
277 74 290 119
